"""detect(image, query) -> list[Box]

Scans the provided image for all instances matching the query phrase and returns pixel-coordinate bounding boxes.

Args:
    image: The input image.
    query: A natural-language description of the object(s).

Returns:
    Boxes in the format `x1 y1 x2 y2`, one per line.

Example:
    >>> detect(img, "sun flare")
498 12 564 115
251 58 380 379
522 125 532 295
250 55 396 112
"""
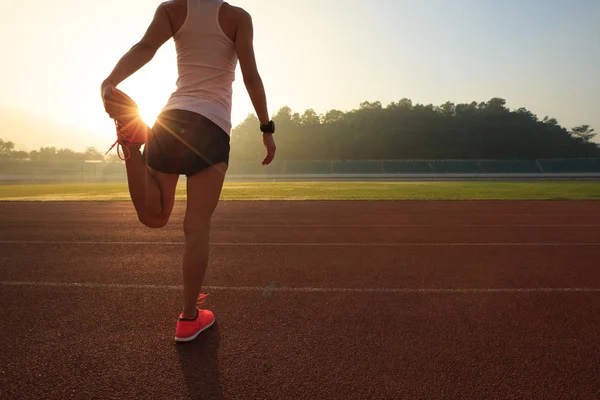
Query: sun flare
138 106 160 127
132 90 166 127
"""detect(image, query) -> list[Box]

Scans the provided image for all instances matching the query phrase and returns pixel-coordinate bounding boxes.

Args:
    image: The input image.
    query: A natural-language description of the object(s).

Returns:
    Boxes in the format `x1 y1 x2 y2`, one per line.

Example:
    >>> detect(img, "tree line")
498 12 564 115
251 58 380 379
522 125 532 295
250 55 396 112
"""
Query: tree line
0 141 118 163
1 97 598 166
231 97 597 161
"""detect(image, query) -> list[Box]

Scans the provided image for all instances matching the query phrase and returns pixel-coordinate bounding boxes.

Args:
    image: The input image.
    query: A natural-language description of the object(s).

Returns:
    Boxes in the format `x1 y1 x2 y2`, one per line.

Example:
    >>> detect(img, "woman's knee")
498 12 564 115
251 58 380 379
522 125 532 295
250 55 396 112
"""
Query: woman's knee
138 213 169 229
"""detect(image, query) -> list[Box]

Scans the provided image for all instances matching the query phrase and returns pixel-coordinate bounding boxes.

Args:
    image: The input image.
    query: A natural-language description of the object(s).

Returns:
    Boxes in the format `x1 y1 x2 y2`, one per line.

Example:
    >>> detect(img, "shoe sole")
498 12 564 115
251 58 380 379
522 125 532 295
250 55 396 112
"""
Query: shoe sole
174 317 216 343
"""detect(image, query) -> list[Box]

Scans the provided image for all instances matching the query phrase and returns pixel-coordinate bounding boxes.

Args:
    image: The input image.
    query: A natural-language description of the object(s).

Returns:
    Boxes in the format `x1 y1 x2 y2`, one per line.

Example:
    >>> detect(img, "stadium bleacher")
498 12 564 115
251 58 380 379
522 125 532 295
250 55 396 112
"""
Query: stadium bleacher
2 158 600 180
382 161 433 173
539 158 600 173
430 161 482 173
332 161 383 174
226 160 285 175
479 160 540 173
285 161 331 174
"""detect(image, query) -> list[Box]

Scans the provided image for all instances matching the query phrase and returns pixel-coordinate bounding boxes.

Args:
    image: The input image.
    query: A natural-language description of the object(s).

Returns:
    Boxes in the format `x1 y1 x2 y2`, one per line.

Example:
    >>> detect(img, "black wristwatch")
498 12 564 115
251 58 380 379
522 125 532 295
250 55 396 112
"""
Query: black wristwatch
260 120 275 134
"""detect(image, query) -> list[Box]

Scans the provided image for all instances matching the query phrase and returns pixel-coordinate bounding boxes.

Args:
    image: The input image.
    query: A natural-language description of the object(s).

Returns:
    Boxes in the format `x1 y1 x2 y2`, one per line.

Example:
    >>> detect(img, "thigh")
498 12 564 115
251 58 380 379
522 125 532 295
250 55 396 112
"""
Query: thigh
148 166 180 218
184 163 228 227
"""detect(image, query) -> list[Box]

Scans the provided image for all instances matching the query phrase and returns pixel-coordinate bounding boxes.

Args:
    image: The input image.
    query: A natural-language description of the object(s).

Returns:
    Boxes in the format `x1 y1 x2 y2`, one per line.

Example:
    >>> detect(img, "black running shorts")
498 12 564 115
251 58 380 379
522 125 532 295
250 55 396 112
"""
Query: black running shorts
144 109 230 177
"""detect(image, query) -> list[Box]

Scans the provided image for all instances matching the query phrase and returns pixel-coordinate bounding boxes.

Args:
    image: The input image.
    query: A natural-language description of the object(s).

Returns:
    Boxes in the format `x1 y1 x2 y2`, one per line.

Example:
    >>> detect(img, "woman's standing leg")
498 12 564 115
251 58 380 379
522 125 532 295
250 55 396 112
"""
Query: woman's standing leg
181 163 228 318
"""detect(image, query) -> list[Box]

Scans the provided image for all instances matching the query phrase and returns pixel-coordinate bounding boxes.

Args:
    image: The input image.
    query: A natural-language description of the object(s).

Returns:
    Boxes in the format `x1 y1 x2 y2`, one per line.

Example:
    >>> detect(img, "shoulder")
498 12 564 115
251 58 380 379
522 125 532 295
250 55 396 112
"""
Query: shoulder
156 0 187 33
158 0 183 7
223 3 252 23
158 0 182 12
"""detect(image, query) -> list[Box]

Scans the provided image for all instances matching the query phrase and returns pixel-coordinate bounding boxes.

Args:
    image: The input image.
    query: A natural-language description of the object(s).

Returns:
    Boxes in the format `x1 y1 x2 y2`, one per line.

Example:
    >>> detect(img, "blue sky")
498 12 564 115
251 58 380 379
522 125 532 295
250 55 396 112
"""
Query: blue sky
0 0 598 150
311 0 600 126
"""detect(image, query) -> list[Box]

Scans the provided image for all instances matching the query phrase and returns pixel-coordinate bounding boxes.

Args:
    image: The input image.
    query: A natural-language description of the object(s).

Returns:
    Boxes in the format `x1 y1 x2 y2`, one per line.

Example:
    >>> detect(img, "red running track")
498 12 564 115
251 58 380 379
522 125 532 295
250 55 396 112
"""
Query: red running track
0 201 599 399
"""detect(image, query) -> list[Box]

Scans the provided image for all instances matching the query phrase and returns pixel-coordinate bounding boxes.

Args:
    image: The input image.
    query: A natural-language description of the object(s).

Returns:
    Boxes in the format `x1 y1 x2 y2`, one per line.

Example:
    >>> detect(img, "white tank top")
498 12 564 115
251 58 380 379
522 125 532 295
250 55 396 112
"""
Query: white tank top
162 0 238 135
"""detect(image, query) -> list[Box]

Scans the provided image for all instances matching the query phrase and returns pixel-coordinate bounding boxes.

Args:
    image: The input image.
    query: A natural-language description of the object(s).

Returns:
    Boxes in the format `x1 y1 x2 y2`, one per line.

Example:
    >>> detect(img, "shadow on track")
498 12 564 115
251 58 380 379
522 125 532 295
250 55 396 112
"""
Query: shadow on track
176 323 223 399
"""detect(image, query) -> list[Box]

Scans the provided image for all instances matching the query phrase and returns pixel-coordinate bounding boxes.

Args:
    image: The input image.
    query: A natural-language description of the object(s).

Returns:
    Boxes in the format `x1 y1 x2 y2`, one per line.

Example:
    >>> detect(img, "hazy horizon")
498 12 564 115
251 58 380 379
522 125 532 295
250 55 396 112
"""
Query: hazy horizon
1 0 599 152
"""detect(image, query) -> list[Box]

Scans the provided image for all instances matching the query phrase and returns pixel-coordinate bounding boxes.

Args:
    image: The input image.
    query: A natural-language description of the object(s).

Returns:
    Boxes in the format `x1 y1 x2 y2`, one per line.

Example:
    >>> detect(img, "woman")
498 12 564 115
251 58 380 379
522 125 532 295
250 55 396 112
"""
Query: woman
101 0 276 343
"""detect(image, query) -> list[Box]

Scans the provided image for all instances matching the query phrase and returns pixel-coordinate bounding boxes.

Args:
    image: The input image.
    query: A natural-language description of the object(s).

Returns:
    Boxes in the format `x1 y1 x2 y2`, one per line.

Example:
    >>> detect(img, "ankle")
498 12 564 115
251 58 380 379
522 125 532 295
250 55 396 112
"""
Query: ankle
181 308 198 320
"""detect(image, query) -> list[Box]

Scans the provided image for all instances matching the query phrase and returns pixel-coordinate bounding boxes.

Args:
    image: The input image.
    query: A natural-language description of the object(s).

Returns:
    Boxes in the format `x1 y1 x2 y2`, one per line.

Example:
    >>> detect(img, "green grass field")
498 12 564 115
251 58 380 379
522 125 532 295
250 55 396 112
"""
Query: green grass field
1 181 599 201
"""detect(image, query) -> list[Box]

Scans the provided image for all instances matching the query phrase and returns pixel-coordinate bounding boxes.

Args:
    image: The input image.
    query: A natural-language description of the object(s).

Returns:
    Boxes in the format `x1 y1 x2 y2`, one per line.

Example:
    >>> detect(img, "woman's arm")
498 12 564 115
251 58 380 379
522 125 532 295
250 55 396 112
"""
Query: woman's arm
235 10 269 125
102 4 174 94
235 10 276 165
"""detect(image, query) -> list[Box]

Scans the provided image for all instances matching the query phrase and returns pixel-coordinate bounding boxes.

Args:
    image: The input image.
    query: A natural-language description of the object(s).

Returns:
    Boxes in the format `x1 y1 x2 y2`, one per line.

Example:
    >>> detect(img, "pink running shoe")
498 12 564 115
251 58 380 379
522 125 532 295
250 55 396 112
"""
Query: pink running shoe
175 294 215 343
104 87 150 161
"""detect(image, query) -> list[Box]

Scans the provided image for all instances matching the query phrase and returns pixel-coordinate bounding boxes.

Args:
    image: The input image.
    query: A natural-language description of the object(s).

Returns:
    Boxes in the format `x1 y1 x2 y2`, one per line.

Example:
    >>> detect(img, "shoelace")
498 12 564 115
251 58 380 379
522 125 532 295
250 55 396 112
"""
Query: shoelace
105 119 134 161
197 293 209 305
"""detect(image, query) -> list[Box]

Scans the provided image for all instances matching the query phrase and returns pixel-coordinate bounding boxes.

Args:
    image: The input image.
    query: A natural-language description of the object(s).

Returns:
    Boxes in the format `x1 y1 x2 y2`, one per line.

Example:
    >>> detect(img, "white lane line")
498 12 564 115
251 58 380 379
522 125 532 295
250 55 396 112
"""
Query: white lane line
1 281 599 293
217 224 600 228
3 223 600 228
3 211 600 217
0 240 599 247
